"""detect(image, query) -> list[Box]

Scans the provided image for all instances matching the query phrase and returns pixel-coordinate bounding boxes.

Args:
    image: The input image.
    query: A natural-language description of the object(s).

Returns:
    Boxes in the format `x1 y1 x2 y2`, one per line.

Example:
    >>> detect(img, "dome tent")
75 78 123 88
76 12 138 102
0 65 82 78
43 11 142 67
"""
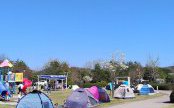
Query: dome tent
138 84 155 95
71 85 80 91
87 86 99 100
97 87 110 102
64 88 99 108
88 86 110 103
0 82 11 100
16 90 54 108
114 84 135 99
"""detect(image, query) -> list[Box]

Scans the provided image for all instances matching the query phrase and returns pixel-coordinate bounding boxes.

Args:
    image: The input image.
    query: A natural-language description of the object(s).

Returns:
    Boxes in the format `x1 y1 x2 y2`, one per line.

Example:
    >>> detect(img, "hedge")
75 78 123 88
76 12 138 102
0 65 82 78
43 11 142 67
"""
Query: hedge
83 81 108 88
151 83 174 90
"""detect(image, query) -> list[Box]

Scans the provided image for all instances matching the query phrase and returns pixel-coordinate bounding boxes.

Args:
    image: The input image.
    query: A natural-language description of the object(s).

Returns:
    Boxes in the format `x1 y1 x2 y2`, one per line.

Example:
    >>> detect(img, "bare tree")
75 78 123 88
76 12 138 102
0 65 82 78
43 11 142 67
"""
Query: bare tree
144 56 160 81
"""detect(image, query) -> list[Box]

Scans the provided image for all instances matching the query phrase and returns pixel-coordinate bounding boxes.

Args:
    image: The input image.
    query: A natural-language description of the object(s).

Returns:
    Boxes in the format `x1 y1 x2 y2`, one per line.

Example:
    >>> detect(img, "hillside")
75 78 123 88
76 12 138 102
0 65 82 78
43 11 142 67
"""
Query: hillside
166 66 174 74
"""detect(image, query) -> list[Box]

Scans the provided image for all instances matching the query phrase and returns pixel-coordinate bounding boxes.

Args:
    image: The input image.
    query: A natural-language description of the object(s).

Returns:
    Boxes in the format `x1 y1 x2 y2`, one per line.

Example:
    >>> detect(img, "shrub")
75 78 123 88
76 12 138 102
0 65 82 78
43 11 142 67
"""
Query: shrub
151 83 174 90
83 81 108 88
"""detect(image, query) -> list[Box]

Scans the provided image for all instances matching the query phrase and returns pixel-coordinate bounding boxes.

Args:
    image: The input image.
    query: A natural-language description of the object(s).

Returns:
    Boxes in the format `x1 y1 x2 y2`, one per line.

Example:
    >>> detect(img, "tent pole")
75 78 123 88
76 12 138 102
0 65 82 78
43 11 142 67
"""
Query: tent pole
37 75 39 90
66 75 67 90
61 79 64 91
128 77 130 87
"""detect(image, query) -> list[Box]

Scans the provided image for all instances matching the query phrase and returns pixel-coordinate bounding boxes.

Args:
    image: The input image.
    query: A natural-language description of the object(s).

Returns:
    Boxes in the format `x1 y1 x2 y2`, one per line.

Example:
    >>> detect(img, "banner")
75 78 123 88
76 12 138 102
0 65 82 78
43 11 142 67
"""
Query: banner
15 73 23 82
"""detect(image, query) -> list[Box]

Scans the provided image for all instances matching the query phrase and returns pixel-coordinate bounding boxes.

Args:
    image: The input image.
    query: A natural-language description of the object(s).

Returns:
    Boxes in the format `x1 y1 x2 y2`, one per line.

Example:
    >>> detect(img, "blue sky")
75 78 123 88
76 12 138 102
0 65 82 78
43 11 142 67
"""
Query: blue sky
0 0 174 69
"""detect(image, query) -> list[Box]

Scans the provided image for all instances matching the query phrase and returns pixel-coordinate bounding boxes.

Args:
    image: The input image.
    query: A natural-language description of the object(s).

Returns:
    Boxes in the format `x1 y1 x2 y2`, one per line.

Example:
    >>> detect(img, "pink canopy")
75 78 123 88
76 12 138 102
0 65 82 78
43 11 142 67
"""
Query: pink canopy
0 59 13 68
87 86 99 100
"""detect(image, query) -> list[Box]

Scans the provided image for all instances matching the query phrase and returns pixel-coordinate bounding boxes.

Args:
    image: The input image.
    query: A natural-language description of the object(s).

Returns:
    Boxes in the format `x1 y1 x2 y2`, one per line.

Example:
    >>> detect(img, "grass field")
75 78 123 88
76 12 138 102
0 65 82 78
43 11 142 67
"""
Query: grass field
0 105 15 108
165 104 174 108
0 90 165 108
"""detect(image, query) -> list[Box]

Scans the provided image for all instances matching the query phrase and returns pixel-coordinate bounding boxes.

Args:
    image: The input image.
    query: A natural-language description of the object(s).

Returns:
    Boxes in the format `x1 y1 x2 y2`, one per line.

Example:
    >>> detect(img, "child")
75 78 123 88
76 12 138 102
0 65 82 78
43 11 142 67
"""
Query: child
5 92 10 101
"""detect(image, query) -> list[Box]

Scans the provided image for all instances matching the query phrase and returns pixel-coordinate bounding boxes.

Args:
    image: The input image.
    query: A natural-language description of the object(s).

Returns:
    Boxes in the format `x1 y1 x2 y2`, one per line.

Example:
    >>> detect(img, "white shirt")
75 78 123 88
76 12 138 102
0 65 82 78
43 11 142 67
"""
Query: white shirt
18 84 24 89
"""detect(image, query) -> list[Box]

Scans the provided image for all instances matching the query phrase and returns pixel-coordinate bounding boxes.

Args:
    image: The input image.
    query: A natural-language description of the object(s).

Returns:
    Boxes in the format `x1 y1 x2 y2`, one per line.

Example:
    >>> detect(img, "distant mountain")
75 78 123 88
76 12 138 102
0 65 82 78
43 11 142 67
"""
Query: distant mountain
165 66 174 74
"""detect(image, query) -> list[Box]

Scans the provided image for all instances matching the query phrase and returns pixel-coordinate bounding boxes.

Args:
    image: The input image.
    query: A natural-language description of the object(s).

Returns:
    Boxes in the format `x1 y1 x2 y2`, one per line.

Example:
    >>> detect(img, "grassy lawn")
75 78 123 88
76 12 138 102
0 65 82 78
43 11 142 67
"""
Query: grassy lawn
164 104 174 108
0 105 15 108
46 90 163 107
0 90 165 108
46 90 72 105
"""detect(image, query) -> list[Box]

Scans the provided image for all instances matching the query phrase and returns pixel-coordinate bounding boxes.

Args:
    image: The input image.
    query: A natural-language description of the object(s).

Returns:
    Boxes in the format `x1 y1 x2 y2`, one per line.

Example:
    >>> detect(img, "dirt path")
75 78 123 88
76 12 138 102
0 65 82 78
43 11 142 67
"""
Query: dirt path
108 91 173 108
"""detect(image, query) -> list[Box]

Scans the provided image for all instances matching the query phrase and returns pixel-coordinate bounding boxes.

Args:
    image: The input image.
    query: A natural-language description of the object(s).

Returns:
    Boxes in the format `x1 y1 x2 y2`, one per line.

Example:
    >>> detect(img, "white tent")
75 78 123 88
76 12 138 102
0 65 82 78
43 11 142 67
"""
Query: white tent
72 85 80 91
136 84 143 91
114 84 135 99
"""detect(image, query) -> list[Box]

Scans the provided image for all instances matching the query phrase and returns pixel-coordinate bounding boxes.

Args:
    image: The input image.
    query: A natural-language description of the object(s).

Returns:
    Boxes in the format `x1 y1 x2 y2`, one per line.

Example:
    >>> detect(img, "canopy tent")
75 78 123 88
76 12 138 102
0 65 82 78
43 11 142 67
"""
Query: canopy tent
39 75 67 80
16 90 54 108
0 59 13 68
64 88 99 108
37 75 68 90
114 84 135 99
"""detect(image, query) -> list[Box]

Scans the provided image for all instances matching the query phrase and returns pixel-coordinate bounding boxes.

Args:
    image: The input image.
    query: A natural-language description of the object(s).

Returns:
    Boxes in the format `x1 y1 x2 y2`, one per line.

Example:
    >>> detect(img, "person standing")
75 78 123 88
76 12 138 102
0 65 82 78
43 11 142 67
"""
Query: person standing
4 81 10 101
48 82 51 94
18 83 23 95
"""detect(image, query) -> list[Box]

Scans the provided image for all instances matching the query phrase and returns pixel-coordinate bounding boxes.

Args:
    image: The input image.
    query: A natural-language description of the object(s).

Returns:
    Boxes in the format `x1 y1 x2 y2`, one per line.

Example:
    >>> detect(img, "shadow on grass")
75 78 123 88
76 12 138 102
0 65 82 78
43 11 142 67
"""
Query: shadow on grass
163 101 171 104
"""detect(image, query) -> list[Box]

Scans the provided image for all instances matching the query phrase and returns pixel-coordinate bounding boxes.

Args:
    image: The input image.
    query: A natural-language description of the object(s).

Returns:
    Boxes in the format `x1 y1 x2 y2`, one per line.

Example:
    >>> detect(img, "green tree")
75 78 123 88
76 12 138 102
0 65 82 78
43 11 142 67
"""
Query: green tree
92 64 110 83
69 67 91 86
42 59 70 75
13 59 33 79
126 61 143 83
143 56 160 82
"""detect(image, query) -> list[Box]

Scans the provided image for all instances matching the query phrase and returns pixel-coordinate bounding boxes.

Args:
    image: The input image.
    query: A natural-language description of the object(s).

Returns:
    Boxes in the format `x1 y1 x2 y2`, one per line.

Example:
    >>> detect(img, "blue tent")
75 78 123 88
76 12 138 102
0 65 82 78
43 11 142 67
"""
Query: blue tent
0 82 10 99
139 84 155 95
64 88 99 108
16 90 54 108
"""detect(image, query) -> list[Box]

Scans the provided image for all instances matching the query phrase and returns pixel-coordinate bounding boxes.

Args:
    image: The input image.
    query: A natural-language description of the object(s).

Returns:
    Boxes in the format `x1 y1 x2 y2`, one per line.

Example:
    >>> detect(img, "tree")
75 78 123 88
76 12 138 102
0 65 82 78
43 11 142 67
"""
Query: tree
69 67 91 86
126 61 143 84
92 63 110 83
41 59 70 75
13 59 33 79
143 56 160 82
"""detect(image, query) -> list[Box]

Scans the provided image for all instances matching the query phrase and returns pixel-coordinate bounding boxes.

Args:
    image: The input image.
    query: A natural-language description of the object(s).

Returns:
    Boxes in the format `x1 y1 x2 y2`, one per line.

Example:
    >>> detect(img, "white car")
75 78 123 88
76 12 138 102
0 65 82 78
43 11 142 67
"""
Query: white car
35 80 47 86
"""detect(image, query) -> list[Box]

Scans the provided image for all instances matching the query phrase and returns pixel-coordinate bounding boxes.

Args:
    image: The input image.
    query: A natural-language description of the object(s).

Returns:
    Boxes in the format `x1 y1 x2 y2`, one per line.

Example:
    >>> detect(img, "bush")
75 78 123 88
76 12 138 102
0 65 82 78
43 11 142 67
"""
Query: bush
151 83 174 90
83 81 108 88
170 90 174 103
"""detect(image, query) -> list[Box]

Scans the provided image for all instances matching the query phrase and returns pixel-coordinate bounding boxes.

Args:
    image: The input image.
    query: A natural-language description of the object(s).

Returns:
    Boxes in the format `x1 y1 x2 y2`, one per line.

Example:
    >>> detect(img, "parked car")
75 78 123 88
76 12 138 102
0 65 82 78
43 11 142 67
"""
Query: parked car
35 80 47 86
